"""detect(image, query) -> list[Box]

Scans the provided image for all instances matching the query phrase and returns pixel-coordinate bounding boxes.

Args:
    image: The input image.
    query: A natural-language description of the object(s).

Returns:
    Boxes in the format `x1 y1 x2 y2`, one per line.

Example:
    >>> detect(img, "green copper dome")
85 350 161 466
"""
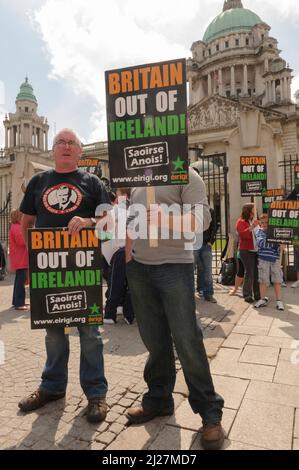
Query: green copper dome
16 77 37 104
203 6 263 43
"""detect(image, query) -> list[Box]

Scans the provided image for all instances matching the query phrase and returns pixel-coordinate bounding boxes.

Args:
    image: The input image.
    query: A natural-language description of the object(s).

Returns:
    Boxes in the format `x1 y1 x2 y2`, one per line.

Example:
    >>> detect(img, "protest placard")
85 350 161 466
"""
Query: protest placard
240 156 267 197
105 59 188 188
295 164 299 194
262 188 286 213
28 228 102 329
267 200 299 244
78 158 102 178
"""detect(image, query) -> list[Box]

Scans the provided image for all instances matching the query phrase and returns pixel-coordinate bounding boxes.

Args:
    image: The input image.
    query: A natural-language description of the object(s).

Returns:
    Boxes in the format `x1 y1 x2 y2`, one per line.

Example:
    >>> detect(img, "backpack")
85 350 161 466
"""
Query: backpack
219 258 237 286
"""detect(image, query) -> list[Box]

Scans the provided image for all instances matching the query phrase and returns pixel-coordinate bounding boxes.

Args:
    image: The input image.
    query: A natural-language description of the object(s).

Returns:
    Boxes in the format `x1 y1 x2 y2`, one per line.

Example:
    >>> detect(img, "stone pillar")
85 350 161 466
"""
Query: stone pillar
287 77 291 101
219 69 223 96
272 81 276 103
264 57 269 72
231 65 236 96
208 73 212 95
243 64 248 95
9 127 13 148
45 130 48 151
5 126 8 148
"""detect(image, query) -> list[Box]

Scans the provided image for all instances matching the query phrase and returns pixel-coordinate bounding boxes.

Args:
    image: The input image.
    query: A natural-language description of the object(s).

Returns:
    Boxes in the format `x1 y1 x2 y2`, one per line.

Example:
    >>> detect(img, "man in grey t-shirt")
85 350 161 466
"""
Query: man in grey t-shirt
125 168 224 451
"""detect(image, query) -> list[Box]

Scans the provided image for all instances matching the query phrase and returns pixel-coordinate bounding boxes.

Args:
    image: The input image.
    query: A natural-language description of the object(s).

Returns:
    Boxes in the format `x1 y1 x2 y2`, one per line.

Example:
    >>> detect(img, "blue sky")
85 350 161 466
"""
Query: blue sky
1 0 299 148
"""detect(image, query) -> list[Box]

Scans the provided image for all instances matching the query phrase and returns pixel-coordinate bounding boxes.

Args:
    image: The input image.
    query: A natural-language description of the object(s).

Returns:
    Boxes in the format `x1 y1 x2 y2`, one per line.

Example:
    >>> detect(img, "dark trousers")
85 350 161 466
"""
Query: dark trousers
239 250 260 300
105 248 134 323
126 260 224 425
12 269 27 307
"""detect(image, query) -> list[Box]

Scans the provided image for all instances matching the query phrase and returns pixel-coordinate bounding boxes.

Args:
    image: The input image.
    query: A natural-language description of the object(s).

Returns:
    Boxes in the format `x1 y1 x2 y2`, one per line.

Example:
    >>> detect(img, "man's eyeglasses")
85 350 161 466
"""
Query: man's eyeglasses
54 139 79 147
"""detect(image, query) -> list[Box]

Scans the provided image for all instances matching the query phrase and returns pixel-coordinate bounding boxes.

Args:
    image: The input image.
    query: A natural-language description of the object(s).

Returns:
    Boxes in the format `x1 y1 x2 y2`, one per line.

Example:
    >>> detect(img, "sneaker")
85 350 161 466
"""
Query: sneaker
292 280 299 288
126 405 174 424
200 423 225 450
276 300 285 311
86 398 108 423
281 282 287 288
18 389 65 412
103 318 116 324
255 298 269 308
117 306 123 315
204 296 217 303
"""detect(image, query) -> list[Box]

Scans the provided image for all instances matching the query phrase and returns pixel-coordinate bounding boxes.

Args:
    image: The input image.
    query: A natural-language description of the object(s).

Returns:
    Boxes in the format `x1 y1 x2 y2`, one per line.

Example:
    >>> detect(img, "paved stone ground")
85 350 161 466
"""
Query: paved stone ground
0 274 298 450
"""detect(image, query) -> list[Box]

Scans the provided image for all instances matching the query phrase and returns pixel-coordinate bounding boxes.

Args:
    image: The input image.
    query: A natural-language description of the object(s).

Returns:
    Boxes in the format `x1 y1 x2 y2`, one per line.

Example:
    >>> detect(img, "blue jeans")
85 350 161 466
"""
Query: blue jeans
126 260 224 425
194 244 214 296
105 248 134 323
12 269 27 307
40 326 108 399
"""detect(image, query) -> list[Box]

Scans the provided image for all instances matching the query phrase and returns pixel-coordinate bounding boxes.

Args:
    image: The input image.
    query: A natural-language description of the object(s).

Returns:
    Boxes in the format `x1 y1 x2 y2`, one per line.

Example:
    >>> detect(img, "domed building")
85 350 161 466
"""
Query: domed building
188 0 299 236
0 78 51 215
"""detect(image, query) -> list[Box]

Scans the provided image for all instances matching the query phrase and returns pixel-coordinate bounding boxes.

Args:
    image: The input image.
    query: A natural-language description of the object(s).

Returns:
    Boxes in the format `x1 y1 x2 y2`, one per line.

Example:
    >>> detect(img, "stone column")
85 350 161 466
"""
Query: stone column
272 81 276 103
208 73 212 95
45 130 48 151
243 64 248 95
5 126 8 148
231 65 236 96
287 77 291 101
9 127 13 148
264 57 269 72
219 69 223 96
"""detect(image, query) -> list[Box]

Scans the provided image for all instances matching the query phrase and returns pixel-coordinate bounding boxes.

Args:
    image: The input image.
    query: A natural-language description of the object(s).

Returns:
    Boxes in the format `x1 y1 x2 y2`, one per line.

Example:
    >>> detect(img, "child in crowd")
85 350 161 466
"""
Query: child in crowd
254 214 284 311
101 188 134 325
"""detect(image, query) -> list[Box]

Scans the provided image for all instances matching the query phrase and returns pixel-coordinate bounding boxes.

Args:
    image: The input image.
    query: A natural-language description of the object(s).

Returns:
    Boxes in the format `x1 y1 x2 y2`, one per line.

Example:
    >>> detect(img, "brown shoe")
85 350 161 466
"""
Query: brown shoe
18 389 65 412
126 405 174 424
86 398 108 423
200 423 225 450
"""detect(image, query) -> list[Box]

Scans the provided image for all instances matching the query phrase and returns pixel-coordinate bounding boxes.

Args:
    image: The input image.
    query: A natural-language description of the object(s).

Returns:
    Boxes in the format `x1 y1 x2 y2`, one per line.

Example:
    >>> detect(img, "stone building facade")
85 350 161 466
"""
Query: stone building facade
187 0 299 231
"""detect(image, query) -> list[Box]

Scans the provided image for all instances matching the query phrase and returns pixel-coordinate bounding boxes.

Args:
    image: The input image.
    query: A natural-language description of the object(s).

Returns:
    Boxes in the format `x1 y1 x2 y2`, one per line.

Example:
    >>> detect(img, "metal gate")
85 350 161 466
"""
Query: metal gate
278 154 299 280
190 152 229 275
0 192 11 245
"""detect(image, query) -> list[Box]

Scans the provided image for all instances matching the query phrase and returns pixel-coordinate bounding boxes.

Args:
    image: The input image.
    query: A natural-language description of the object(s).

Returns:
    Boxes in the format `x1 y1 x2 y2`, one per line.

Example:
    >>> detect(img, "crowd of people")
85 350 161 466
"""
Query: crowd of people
4 126 298 451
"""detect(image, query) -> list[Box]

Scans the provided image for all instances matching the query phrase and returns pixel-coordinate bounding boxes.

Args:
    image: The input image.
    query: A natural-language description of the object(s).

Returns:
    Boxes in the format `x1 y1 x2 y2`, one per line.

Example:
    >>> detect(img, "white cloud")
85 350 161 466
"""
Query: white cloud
33 0 201 142
33 0 299 142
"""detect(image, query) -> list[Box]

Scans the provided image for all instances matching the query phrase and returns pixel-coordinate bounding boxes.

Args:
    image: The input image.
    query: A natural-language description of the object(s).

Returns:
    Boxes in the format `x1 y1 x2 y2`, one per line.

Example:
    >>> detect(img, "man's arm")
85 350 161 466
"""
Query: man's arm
21 214 36 248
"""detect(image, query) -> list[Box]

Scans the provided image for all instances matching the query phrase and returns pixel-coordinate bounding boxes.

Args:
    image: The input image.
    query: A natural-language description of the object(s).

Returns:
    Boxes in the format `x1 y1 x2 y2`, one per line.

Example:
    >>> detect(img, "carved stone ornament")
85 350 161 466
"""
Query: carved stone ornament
188 98 241 131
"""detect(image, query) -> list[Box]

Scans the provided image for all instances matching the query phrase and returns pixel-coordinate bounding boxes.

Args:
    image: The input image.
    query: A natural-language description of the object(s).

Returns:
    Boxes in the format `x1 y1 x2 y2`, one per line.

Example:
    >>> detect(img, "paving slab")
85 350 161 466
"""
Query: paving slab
294 409 299 438
229 398 294 450
222 334 250 350
239 345 279 366
212 375 249 410
245 381 299 408
210 348 275 382
274 360 299 387
248 336 296 349
148 426 196 451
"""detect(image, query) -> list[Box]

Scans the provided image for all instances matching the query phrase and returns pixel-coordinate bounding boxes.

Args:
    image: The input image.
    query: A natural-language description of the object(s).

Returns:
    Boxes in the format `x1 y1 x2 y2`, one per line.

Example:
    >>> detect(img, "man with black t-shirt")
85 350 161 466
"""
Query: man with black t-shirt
18 128 110 423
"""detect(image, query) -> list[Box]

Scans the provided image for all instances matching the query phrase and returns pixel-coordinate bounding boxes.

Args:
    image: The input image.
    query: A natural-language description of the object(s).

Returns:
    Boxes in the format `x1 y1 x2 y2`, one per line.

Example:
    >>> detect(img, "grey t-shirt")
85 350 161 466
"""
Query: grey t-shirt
128 168 211 265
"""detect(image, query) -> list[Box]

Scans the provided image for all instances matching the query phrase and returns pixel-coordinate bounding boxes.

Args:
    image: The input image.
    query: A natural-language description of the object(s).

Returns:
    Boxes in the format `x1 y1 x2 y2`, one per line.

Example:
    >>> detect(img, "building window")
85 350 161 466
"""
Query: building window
246 38 249 46
226 90 231 98
25 107 28 112
261 34 264 40
237 89 241 97
235 39 239 47
216 44 219 52
225 41 229 48
209 49 211 55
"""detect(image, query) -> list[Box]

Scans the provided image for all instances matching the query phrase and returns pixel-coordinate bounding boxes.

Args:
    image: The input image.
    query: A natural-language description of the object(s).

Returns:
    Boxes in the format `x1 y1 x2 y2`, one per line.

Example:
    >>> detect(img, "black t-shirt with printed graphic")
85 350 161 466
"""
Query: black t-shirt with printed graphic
20 169 110 228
